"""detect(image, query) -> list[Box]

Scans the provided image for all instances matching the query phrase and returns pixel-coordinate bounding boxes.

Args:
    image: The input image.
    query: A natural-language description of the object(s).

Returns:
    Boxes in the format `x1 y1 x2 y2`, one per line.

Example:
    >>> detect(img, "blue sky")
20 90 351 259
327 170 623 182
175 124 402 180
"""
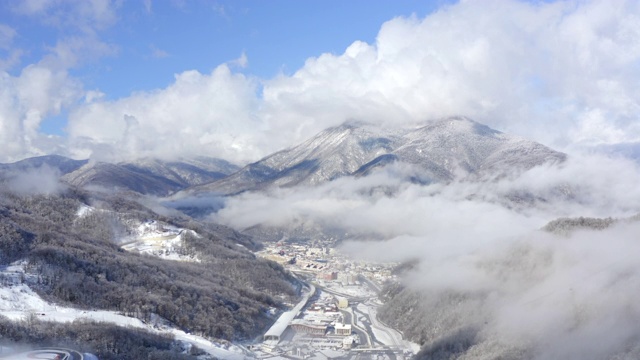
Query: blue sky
1 0 639 163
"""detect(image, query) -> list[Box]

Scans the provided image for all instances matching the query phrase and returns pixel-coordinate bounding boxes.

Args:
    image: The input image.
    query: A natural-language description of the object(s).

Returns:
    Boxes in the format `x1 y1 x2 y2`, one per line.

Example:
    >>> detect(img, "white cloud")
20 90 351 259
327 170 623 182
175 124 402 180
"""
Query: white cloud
0 65 83 162
2 0 640 166
12 0 119 32
258 0 640 153
149 44 169 59
5 165 65 194
57 0 640 163
230 51 248 69
66 65 261 162
0 24 22 71
0 24 16 50
210 152 640 358
0 0 120 162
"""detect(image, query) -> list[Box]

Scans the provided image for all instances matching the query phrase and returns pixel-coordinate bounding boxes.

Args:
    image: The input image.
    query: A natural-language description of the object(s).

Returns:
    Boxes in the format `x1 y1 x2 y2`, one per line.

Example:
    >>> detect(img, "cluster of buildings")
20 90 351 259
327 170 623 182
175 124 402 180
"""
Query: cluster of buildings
291 292 353 344
253 240 414 359
255 289 359 359
257 241 397 290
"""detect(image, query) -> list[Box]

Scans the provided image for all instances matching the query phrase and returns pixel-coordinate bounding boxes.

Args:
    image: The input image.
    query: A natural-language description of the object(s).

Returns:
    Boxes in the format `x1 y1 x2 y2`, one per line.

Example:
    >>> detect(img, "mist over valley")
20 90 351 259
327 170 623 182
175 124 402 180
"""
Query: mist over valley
2 0 640 358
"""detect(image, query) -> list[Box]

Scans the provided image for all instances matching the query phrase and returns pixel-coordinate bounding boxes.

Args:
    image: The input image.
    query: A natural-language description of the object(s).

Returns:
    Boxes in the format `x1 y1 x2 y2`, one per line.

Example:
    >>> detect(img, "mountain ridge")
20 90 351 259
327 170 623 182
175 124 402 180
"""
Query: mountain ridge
186 117 566 196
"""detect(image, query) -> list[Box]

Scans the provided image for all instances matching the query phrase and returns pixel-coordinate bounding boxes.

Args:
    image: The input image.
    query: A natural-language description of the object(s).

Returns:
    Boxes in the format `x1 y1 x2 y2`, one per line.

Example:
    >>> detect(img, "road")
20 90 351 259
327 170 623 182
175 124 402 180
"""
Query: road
315 276 413 355
340 307 370 347
1 348 84 360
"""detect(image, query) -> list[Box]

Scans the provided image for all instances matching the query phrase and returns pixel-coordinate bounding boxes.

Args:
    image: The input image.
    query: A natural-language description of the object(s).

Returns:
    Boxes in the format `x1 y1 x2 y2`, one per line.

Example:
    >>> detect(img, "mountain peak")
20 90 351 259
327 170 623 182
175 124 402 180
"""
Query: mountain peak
188 117 565 195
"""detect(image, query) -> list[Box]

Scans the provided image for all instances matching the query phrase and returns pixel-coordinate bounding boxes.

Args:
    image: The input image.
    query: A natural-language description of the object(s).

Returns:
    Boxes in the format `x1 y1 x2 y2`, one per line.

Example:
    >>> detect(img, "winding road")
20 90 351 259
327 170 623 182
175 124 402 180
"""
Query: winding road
1 348 84 360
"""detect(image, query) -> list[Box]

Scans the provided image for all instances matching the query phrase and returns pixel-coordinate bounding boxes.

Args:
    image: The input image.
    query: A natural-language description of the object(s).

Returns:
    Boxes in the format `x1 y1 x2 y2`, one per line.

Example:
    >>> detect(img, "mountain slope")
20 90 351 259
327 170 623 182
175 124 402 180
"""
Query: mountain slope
188 117 565 195
0 155 88 176
62 157 239 196
0 186 296 344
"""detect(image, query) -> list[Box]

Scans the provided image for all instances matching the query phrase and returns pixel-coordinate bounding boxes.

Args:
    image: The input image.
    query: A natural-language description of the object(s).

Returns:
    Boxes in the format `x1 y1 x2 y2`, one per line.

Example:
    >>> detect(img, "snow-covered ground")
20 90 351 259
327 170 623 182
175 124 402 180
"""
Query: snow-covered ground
355 301 420 353
120 220 201 262
322 282 375 298
76 204 94 217
0 262 247 359
76 205 200 262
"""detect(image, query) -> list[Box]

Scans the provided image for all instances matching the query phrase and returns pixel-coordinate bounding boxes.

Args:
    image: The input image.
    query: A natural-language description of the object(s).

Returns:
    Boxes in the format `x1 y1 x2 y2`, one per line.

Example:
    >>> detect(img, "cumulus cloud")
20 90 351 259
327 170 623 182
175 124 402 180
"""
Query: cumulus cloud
2 0 640 175
3 0 640 163
259 0 640 153
0 65 83 162
66 65 261 162
0 0 119 162
52 0 640 164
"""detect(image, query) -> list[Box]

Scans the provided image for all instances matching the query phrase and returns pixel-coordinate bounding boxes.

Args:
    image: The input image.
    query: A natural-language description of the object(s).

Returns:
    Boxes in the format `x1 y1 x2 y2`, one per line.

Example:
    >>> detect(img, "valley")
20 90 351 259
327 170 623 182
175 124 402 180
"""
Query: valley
3 2 639 359
0 117 639 359
251 241 419 359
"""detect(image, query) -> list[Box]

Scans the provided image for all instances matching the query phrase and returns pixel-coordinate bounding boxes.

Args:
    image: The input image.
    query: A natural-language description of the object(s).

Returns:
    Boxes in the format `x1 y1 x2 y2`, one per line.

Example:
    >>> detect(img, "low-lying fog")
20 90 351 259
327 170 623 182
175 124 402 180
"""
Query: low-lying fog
209 152 640 359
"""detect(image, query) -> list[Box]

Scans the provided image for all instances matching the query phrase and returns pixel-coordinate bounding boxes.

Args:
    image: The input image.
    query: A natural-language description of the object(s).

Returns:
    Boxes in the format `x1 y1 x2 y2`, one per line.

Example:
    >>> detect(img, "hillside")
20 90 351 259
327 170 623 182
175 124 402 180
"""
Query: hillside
61 156 239 196
0 185 297 356
0 155 88 175
187 117 565 196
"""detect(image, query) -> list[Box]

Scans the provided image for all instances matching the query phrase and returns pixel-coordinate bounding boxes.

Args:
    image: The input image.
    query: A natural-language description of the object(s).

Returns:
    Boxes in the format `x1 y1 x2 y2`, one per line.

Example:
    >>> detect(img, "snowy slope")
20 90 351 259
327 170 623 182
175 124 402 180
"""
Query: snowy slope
76 205 200 262
0 155 88 176
188 117 565 195
0 262 247 359
62 156 239 195
119 220 200 262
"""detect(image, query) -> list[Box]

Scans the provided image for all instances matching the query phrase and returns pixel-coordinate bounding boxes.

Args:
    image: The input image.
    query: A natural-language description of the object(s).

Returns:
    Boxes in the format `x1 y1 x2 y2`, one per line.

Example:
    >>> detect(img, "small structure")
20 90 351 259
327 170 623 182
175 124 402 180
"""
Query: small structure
336 297 348 309
319 271 338 281
342 336 355 349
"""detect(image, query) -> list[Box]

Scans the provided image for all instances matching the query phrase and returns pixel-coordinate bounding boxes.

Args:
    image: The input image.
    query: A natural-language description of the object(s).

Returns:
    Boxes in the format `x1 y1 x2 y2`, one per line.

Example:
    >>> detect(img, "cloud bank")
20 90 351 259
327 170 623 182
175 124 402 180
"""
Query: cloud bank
210 151 640 358
2 0 640 163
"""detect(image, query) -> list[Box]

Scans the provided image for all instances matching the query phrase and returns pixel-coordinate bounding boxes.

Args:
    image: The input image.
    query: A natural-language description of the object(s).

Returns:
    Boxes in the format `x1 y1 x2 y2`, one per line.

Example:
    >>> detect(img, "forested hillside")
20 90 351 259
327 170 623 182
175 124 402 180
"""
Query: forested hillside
0 186 298 354
0 316 206 360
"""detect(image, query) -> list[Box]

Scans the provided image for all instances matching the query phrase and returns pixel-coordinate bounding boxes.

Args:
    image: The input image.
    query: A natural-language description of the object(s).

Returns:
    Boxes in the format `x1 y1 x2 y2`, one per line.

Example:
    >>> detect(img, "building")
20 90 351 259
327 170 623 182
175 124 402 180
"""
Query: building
334 323 352 336
290 319 327 335
342 336 355 349
336 297 348 309
337 272 356 284
319 271 338 281
263 309 297 343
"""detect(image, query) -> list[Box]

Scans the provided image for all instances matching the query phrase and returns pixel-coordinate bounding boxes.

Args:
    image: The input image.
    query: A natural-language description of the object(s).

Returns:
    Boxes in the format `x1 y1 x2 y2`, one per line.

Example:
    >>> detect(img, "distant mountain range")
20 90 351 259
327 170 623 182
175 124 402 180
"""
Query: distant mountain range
0 117 565 197
0 154 88 175
188 116 565 196
62 157 239 196
0 155 239 196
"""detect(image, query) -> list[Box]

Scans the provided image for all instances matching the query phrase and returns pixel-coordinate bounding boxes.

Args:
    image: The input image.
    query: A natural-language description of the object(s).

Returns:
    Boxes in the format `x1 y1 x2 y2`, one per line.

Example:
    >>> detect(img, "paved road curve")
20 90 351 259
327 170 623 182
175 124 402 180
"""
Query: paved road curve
1 348 84 360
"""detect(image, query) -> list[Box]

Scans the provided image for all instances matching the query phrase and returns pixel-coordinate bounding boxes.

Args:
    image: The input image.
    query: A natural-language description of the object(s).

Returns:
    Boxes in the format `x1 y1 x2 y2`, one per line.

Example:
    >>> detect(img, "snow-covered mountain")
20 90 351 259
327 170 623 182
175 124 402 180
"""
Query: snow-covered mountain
188 117 565 195
62 156 239 195
0 154 88 176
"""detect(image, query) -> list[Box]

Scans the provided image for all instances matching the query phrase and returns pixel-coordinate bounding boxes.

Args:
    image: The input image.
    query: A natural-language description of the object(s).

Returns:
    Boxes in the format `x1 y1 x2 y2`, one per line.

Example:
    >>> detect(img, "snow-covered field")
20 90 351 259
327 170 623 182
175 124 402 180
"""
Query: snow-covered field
0 262 246 359
119 220 201 262
76 205 200 262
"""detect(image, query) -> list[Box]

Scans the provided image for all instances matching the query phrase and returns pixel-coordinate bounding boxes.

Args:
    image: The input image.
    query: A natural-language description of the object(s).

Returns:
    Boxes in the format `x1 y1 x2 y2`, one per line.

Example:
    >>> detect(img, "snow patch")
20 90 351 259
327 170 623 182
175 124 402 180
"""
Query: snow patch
75 204 94 217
